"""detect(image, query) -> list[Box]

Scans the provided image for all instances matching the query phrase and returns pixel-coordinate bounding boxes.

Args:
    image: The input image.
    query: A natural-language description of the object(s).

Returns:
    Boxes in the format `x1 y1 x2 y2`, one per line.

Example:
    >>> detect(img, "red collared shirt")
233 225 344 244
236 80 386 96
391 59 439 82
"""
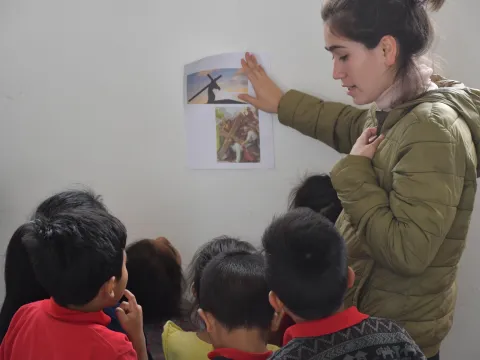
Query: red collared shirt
0 299 137 360
208 347 273 360
283 307 369 345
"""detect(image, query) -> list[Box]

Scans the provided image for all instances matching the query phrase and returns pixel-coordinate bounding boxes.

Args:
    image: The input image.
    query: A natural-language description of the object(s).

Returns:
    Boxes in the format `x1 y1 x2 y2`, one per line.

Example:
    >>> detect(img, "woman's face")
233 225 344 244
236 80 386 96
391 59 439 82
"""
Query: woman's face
323 24 395 105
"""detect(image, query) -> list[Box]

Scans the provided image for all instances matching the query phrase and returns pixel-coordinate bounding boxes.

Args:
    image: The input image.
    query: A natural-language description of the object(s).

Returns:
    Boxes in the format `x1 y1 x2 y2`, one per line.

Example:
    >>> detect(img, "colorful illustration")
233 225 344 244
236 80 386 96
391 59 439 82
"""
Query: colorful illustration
187 68 247 104
216 106 260 163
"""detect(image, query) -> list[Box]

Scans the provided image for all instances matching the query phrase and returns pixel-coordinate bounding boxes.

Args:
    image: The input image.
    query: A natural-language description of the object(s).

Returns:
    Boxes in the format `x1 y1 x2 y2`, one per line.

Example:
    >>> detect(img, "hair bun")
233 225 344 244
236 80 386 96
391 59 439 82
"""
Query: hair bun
33 218 54 239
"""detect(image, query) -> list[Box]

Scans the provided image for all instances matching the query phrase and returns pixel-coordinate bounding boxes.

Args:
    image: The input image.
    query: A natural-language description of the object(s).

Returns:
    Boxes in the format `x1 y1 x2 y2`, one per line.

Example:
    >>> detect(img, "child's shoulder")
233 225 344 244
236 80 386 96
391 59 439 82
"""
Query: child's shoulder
366 316 409 333
162 321 212 360
89 322 136 356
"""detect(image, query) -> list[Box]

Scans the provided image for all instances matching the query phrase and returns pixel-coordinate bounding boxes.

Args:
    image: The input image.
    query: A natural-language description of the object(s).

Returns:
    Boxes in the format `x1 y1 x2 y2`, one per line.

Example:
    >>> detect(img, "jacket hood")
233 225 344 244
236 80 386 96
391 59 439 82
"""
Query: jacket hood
402 75 480 176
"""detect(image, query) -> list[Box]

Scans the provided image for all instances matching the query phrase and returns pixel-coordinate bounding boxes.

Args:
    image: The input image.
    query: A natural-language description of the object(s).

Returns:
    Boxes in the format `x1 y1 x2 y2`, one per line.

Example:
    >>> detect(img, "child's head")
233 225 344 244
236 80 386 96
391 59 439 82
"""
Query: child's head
288 174 342 224
261 208 354 322
33 189 107 219
187 236 256 314
126 237 184 324
198 251 273 348
0 189 108 340
24 207 128 309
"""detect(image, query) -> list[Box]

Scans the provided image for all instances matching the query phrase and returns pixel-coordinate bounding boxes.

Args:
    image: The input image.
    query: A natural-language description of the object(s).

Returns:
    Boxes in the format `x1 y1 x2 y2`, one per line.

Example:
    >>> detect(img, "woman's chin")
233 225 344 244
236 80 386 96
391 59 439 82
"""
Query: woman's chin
351 95 373 106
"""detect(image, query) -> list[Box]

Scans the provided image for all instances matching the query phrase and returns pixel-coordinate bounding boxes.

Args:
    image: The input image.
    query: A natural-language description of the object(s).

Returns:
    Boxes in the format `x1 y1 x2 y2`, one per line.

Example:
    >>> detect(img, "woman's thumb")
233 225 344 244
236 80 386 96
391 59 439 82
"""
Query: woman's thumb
238 94 260 108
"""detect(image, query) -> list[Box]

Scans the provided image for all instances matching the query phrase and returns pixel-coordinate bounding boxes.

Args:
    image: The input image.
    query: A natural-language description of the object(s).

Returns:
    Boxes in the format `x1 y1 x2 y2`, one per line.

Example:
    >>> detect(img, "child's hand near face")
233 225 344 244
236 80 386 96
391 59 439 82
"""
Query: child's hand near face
116 290 148 360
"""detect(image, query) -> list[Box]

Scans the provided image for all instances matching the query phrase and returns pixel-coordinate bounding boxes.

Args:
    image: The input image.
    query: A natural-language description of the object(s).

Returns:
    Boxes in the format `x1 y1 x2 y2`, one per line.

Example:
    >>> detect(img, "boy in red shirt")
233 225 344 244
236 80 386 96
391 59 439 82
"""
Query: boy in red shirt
261 208 425 360
197 251 279 360
0 207 148 360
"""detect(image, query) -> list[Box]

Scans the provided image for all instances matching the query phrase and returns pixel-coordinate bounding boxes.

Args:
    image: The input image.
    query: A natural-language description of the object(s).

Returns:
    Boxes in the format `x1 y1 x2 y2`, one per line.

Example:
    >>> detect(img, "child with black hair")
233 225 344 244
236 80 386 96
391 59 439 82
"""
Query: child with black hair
0 189 121 343
0 208 148 360
125 237 185 359
0 224 49 343
267 173 344 347
162 236 278 360
198 251 277 360
262 208 425 360
288 173 342 224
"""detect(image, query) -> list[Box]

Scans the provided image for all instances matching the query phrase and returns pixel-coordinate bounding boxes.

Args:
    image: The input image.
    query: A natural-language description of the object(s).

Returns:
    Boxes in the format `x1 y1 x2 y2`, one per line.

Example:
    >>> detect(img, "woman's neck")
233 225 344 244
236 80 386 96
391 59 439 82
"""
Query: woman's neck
375 61 438 111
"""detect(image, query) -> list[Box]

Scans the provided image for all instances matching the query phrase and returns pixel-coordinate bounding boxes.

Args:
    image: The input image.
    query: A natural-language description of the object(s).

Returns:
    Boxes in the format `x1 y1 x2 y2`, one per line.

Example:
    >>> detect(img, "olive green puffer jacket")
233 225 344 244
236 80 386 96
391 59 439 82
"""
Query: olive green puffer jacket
277 76 480 358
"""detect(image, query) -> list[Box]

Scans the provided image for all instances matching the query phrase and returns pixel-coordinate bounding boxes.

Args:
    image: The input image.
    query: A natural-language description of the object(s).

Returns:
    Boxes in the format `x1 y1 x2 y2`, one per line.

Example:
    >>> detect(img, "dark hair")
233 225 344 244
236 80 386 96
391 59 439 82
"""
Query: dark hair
187 236 256 317
33 189 106 219
261 208 348 320
322 0 445 105
0 189 108 341
198 251 273 331
126 239 184 324
288 174 342 224
0 225 50 342
23 207 127 307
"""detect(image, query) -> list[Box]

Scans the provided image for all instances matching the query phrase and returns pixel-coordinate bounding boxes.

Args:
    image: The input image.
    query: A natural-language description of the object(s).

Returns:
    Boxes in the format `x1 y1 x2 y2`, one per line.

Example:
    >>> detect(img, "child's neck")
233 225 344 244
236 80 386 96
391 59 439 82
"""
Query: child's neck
290 304 345 324
217 328 268 353
67 298 110 313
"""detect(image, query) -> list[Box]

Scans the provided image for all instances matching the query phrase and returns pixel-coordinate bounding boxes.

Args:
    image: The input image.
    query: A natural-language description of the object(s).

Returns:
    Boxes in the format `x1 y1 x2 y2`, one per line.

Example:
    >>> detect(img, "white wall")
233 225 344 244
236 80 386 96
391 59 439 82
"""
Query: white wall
0 0 477 357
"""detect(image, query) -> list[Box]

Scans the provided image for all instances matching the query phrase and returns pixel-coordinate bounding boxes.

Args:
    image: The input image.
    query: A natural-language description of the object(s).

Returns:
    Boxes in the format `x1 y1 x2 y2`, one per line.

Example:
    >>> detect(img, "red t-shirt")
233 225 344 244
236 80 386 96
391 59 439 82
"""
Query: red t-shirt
0 299 137 360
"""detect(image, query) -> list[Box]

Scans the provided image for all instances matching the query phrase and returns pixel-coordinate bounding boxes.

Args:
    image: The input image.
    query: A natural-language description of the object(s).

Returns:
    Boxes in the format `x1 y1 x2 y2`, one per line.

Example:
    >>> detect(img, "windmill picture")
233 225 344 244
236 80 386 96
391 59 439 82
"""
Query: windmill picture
186 68 248 104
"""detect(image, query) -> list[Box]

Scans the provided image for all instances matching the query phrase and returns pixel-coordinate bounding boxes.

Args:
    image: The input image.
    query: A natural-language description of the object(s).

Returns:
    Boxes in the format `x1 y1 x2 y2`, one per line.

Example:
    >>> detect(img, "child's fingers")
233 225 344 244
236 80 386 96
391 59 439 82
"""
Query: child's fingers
118 301 129 312
123 289 138 308
115 307 127 323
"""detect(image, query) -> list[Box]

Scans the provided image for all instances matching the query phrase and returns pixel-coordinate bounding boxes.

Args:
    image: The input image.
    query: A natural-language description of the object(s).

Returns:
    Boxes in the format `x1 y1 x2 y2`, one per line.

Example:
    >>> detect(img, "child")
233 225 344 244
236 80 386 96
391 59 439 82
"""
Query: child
0 189 115 342
268 173 343 347
162 236 278 360
0 207 148 360
262 208 426 360
125 237 185 359
198 251 277 360
288 173 342 224
0 224 49 342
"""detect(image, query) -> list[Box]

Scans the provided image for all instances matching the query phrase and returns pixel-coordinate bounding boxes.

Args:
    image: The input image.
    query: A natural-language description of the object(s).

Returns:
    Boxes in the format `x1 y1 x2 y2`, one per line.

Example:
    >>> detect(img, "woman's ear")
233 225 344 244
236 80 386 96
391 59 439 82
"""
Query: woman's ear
380 35 398 67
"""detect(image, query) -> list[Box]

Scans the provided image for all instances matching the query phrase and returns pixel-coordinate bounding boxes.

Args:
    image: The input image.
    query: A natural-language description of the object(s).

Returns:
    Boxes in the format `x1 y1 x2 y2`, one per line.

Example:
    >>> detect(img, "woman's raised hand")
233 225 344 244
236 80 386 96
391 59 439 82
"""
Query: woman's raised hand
238 52 284 113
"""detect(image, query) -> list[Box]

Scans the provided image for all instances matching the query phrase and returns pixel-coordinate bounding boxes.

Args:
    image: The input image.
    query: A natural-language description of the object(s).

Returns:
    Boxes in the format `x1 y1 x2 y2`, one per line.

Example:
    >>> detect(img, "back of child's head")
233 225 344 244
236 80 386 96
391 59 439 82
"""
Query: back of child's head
33 189 107 219
23 206 127 307
126 238 184 324
0 189 108 341
288 174 342 224
261 207 348 321
198 251 273 333
187 236 256 314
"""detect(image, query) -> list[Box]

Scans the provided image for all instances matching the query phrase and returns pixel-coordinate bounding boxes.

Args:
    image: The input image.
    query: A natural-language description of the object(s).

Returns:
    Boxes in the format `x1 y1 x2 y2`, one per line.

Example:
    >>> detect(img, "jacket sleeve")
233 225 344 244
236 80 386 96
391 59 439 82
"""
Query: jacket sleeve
277 89 368 153
330 118 465 276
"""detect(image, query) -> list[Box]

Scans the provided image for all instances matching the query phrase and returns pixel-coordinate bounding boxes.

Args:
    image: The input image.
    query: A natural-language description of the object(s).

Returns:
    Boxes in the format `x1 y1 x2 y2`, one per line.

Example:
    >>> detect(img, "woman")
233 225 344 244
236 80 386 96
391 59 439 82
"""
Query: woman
238 1 480 359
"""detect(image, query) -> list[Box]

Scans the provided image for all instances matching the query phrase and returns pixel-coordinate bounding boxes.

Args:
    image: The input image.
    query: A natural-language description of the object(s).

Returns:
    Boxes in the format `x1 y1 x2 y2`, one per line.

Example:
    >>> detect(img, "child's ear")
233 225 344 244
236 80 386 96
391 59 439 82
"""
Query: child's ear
101 276 117 299
269 291 286 331
270 309 285 332
347 267 355 289
198 309 214 333
268 291 284 313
